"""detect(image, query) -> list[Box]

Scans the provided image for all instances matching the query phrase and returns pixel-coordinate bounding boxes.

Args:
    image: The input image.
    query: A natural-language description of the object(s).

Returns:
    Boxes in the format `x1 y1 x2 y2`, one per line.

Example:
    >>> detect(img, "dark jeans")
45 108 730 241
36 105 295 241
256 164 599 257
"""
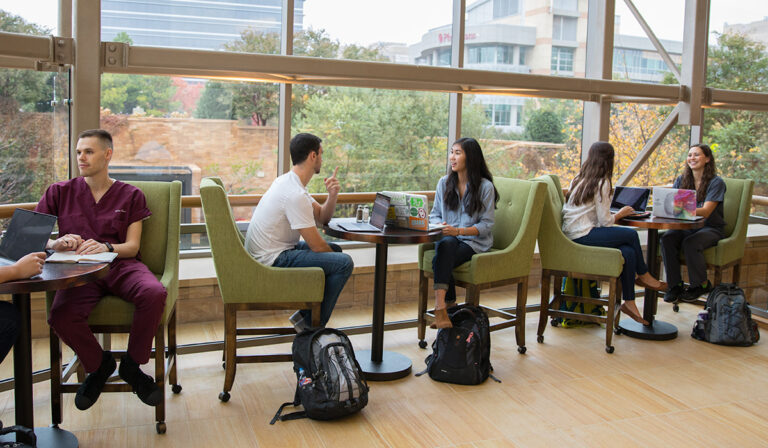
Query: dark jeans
432 236 476 303
661 227 723 287
573 226 648 301
273 241 353 326
0 301 20 364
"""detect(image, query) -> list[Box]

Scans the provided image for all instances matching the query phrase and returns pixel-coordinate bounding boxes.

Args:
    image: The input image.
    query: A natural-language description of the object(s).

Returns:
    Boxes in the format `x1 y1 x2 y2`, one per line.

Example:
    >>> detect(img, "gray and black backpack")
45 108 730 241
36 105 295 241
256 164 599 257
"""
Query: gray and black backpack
271 328 368 423
692 283 760 346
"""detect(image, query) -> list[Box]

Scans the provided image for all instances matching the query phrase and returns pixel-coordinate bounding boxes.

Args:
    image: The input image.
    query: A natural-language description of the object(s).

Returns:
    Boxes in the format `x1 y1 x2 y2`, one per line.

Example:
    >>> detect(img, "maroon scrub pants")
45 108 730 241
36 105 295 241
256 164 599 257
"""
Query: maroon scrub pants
48 259 167 373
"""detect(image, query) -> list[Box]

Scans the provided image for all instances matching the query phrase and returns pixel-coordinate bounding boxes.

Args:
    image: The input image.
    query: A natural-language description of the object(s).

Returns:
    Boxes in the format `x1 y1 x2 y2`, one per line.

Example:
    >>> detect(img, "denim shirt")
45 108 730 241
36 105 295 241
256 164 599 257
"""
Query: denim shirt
429 176 495 253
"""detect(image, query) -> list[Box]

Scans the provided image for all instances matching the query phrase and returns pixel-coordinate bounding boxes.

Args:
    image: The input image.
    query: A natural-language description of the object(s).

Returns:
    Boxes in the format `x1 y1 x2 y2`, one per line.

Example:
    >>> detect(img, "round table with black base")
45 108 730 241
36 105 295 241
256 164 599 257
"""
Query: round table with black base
0 262 109 448
325 219 443 381
616 216 704 340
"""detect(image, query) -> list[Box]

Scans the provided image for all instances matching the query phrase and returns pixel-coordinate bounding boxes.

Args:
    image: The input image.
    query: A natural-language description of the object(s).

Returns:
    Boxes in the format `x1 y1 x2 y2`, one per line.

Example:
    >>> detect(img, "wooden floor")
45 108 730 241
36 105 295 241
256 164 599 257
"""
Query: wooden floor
2 290 768 448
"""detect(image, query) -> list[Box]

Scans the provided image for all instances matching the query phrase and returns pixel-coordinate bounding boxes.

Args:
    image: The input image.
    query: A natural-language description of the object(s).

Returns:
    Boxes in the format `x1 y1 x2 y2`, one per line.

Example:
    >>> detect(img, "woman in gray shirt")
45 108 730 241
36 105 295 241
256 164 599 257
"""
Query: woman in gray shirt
661 144 726 303
428 138 498 329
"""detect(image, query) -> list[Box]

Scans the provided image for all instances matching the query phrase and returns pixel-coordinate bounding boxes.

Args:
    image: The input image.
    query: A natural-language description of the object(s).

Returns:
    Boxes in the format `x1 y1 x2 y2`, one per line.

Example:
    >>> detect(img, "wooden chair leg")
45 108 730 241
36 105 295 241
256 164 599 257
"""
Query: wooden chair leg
168 308 180 392
515 278 527 353
604 278 618 354
417 270 428 348
310 303 321 327
467 285 480 307
714 266 723 286
50 327 62 427
732 263 741 284
154 323 167 434
537 271 551 341
221 305 236 400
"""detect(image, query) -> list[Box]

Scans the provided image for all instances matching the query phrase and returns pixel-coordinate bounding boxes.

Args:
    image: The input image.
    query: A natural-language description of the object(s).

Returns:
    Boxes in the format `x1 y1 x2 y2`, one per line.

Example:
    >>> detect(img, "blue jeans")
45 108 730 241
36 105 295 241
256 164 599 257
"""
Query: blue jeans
573 226 648 301
272 241 354 326
432 236 477 303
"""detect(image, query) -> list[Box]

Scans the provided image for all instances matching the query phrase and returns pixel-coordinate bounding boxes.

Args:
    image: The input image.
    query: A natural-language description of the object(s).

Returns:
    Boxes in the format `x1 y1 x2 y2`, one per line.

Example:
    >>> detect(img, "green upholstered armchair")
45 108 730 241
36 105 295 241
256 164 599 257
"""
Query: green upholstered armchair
200 177 323 403
417 177 546 354
532 175 625 353
48 180 181 434
663 177 754 311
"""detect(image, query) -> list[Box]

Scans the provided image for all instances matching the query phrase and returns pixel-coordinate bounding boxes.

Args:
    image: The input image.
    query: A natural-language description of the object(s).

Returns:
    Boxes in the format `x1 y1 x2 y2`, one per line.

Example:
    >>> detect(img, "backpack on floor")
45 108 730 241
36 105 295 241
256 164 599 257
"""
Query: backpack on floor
416 305 499 385
692 283 760 347
271 328 369 424
552 278 604 328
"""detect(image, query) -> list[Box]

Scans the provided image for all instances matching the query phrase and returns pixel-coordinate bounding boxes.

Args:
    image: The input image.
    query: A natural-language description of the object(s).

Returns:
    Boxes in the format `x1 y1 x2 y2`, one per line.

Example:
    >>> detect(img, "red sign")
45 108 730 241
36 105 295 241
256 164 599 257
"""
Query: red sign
437 32 478 43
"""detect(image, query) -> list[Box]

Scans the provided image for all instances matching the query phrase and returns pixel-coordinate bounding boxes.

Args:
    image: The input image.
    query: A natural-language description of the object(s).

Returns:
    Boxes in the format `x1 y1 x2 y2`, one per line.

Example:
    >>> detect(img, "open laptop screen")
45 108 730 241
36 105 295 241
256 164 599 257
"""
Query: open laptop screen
0 209 57 261
369 193 390 230
611 186 650 212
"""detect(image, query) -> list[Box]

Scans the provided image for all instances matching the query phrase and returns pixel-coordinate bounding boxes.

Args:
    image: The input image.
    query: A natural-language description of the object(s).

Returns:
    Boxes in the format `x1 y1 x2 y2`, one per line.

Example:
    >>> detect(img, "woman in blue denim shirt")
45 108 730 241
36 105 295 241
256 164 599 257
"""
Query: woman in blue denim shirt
429 138 499 329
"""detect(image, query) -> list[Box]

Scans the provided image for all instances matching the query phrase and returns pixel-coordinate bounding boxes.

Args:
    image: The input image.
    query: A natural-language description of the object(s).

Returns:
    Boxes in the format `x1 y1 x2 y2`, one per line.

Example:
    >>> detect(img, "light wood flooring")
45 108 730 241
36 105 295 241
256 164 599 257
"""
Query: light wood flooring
2 290 768 448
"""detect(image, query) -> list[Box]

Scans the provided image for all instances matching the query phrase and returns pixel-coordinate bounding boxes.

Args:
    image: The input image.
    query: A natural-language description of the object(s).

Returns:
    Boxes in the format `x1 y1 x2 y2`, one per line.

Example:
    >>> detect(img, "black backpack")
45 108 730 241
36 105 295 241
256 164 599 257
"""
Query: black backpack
692 283 760 346
416 305 499 385
271 328 369 423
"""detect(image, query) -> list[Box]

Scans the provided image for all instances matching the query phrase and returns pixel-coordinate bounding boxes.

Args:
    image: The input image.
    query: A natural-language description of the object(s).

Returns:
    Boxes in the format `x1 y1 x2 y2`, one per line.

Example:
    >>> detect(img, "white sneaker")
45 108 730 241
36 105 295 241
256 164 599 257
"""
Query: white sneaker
289 311 309 333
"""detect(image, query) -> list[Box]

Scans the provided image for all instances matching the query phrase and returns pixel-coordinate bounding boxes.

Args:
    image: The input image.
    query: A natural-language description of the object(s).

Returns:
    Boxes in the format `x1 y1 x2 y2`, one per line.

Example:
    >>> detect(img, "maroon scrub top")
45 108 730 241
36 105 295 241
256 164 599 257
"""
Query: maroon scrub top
35 177 151 245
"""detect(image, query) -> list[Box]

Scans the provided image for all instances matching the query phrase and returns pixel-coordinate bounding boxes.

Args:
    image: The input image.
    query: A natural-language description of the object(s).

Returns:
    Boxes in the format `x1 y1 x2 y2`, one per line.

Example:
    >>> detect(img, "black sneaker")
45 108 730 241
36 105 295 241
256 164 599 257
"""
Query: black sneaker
75 351 116 410
119 354 162 406
663 283 685 303
680 280 713 303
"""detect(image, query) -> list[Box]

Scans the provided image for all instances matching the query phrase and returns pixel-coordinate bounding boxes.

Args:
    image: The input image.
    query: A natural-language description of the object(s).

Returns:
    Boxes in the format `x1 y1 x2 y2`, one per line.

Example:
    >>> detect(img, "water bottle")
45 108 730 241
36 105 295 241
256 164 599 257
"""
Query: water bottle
355 205 364 223
362 205 370 222
298 368 312 387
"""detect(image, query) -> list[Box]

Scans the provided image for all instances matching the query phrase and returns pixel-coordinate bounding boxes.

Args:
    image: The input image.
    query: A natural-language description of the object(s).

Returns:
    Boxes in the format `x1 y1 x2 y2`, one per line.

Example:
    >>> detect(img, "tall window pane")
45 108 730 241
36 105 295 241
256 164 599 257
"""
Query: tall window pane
292 86 449 194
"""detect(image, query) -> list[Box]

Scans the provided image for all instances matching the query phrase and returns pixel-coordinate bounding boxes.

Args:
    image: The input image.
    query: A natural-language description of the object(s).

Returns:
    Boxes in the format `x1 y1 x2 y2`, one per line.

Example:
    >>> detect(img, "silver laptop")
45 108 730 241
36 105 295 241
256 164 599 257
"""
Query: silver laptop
339 193 390 232
0 209 57 266
652 187 703 221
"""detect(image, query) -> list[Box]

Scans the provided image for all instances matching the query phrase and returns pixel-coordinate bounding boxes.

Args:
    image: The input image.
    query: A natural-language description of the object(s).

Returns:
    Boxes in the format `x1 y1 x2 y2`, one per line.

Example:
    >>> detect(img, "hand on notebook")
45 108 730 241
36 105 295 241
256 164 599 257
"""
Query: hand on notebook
51 234 83 252
76 239 109 255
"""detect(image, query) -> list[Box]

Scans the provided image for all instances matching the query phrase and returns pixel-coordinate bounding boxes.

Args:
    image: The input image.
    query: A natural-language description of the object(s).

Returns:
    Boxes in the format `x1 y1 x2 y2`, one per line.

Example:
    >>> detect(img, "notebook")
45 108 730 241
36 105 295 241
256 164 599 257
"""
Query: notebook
610 186 650 215
652 187 703 221
338 193 391 232
0 209 57 267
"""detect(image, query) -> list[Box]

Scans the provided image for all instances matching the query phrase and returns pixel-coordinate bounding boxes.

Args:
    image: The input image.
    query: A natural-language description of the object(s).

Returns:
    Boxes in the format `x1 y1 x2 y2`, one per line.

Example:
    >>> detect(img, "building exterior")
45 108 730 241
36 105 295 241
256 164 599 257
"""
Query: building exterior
101 0 305 50
724 17 768 47
408 0 682 133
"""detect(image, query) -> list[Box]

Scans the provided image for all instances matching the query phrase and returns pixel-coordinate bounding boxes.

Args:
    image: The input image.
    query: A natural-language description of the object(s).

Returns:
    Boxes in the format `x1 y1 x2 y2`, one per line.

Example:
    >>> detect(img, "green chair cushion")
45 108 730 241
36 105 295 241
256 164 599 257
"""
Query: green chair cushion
201 177 324 304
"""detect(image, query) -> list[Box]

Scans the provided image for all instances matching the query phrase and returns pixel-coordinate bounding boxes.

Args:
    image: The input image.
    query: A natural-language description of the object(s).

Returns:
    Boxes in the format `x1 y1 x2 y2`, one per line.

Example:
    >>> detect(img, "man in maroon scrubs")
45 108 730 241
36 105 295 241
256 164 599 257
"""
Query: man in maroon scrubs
35 129 166 410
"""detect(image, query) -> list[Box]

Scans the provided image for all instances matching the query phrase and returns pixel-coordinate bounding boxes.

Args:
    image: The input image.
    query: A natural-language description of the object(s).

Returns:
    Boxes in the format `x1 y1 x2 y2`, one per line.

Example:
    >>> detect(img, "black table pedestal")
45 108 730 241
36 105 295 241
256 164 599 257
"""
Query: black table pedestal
618 228 678 340
0 426 79 448
361 242 413 381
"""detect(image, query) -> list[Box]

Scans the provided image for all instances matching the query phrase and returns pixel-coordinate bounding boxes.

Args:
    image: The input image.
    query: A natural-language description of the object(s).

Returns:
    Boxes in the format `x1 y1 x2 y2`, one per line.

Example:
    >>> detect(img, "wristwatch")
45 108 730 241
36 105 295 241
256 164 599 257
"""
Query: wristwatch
104 241 114 252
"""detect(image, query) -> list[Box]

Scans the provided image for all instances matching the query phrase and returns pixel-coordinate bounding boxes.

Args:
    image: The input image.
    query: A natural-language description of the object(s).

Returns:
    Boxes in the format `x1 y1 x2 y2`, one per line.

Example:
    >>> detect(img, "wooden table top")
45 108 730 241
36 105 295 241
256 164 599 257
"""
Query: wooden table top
617 215 707 231
0 262 110 295
324 218 444 245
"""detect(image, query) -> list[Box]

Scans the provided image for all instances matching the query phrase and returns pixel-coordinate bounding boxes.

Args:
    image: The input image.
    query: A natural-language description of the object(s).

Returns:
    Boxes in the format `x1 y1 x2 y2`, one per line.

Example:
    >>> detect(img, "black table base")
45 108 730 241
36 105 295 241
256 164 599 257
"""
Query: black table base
356 350 412 381
0 426 78 448
618 319 678 340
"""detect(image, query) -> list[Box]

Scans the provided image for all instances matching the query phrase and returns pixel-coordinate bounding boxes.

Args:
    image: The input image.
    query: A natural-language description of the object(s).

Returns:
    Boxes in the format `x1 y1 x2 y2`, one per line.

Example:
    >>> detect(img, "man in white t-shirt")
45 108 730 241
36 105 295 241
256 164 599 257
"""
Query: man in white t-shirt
245 133 353 331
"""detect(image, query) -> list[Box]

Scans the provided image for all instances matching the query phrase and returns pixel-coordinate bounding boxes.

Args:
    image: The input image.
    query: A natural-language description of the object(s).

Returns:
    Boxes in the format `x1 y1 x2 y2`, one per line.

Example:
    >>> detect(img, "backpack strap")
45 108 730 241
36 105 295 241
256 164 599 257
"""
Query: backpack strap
0 423 36 446
270 386 303 424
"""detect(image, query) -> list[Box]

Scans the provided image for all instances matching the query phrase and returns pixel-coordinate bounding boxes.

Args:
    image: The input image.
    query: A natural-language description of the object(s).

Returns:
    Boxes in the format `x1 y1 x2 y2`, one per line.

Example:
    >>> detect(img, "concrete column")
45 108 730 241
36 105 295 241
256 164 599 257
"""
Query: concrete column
277 0 295 176
447 0 466 172
71 0 101 178
580 0 615 161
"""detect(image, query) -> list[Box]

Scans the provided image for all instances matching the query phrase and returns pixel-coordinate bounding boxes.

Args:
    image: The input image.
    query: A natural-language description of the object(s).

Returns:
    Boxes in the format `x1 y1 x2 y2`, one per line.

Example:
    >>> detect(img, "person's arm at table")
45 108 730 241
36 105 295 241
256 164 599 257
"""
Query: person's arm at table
0 253 45 282
74 220 143 258
299 227 333 253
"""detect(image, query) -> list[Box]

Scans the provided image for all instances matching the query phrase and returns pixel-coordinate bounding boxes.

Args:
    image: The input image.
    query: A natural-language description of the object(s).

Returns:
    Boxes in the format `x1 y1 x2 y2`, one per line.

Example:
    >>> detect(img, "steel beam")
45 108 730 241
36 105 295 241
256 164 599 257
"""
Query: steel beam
278 0 294 176
679 0 710 125
447 0 466 158
582 0 615 158
623 0 681 82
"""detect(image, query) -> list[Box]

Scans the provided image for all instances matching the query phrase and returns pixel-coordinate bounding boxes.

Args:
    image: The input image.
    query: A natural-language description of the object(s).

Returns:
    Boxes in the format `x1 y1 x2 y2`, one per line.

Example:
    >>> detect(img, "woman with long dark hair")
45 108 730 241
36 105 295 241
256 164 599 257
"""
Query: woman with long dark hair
661 144 726 302
428 137 499 329
561 141 666 325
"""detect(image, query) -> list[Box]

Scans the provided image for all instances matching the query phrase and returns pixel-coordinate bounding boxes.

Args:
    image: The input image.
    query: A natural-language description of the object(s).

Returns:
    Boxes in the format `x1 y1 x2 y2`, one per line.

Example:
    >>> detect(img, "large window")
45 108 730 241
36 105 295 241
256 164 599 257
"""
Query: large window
468 45 516 65
493 0 520 19
292 86 450 194
551 47 574 74
553 15 578 42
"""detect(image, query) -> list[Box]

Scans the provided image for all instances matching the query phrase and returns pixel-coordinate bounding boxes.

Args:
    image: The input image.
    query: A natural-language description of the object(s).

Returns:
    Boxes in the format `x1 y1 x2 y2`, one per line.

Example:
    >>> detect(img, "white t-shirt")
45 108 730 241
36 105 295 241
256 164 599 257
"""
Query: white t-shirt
561 179 614 240
245 171 317 265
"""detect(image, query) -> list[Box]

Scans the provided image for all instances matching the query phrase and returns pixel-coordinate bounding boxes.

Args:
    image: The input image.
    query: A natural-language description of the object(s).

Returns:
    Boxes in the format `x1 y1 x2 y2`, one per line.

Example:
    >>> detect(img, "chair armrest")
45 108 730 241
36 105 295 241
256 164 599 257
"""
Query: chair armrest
418 242 436 270
541 234 624 278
